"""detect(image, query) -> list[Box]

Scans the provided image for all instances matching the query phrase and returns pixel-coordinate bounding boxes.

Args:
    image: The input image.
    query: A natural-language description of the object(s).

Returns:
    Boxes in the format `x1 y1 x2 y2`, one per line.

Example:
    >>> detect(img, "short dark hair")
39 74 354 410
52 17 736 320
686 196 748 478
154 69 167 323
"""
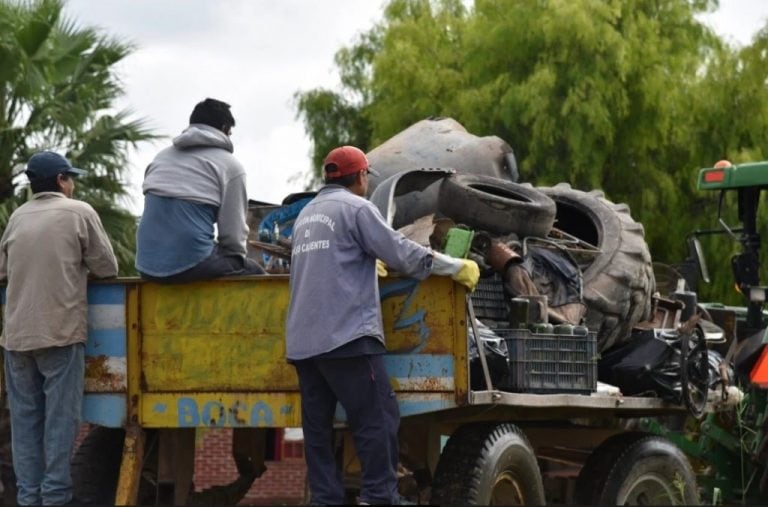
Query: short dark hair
189 98 236 133
30 174 69 194
324 165 358 187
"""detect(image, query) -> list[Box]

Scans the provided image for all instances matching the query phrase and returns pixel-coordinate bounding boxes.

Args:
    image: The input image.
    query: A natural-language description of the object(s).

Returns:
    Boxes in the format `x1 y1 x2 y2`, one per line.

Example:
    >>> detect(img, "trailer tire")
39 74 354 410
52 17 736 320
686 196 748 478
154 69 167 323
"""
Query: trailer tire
431 423 545 505
577 434 699 506
575 432 650 505
71 427 125 504
537 183 654 351
438 174 556 237
72 427 160 505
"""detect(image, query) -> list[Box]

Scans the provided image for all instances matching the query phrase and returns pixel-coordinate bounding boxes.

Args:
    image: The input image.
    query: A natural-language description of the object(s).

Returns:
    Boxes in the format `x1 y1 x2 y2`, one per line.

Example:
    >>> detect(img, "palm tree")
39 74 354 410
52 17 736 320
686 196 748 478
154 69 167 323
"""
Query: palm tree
0 0 158 274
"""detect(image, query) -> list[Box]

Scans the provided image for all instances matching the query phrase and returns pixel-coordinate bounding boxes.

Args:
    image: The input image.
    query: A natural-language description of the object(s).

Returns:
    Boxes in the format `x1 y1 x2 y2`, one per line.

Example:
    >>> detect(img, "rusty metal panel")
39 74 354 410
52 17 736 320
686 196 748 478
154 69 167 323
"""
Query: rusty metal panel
139 276 465 394
380 277 460 355
140 277 294 392
85 283 129 393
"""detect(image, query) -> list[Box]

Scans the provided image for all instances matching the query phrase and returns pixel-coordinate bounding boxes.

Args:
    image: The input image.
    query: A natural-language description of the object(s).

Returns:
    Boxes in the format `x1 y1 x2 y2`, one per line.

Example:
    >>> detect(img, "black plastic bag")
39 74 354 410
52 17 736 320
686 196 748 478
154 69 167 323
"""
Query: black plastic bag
468 320 510 390
599 330 682 399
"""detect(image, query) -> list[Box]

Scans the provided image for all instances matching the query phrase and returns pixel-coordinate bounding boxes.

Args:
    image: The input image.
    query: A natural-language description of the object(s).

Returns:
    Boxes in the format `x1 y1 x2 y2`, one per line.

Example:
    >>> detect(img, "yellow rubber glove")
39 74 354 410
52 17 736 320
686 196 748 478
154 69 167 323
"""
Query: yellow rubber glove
431 252 480 292
453 259 480 292
376 259 388 277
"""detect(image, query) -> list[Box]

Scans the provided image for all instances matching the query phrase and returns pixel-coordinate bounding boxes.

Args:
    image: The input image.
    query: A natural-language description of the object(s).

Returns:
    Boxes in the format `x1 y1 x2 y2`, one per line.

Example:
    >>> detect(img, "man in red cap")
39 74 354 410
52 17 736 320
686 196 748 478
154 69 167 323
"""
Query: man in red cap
286 146 478 504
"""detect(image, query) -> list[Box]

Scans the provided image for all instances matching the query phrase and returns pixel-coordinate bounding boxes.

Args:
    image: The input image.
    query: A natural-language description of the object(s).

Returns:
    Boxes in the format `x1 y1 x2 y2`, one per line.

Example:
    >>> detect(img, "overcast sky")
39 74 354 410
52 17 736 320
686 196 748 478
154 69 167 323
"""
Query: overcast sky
63 0 768 213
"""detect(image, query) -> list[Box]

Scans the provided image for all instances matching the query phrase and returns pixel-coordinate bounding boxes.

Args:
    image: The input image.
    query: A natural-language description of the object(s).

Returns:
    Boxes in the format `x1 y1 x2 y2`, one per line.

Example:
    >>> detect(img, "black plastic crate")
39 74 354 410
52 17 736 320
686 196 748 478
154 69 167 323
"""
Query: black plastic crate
471 274 508 324
497 328 597 394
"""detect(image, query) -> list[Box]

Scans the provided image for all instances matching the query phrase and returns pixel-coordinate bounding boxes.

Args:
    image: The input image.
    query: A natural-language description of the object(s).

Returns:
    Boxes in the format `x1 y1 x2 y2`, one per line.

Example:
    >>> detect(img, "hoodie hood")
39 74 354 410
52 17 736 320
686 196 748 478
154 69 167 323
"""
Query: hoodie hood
172 123 234 153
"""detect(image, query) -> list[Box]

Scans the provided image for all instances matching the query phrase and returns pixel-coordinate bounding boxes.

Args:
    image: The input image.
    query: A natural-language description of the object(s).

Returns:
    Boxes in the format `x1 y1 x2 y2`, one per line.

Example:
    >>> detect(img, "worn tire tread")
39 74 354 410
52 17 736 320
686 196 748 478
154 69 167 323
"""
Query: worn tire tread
538 185 655 350
597 436 700 506
71 427 125 504
574 432 649 505
431 423 544 505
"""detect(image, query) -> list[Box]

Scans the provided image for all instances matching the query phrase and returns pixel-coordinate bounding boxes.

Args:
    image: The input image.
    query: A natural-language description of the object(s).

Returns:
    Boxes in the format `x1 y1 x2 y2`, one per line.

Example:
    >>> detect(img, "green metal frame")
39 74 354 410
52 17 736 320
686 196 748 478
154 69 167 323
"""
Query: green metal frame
698 161 768 190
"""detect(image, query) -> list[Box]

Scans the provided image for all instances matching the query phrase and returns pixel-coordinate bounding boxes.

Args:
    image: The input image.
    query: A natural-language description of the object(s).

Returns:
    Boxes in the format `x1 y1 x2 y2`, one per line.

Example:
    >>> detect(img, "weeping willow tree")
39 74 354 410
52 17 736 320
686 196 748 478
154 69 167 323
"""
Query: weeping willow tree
296 0 768 303
0 0 158 274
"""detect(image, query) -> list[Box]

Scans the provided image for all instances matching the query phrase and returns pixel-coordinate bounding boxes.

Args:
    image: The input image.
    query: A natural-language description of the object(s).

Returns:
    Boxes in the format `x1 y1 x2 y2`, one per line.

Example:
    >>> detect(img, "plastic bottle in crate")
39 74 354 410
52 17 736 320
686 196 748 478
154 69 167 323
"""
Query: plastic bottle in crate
509 298 530 329
530 322 553 334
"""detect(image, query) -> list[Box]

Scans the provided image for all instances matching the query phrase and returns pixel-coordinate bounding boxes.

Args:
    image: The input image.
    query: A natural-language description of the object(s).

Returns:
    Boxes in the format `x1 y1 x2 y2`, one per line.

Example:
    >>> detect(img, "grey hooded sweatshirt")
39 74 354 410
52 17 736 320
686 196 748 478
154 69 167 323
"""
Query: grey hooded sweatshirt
136 124 249 276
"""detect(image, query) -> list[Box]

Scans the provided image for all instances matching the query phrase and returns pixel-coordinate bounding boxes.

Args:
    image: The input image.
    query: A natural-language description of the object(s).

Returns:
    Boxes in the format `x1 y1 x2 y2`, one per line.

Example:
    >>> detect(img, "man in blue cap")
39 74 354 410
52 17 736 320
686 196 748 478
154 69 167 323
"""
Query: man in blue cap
0 151 118 505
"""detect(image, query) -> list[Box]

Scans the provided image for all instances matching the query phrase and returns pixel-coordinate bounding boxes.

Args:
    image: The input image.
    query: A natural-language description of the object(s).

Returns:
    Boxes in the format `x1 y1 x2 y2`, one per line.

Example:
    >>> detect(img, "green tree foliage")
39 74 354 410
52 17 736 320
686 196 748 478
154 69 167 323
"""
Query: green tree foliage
296 0 768 303
0 0 158 274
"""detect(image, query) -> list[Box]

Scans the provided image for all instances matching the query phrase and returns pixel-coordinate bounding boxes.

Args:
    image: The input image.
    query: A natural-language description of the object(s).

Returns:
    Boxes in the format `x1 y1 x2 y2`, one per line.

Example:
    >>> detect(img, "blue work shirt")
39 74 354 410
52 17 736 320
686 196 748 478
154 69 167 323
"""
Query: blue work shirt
285 185 433 361
135 193 217 276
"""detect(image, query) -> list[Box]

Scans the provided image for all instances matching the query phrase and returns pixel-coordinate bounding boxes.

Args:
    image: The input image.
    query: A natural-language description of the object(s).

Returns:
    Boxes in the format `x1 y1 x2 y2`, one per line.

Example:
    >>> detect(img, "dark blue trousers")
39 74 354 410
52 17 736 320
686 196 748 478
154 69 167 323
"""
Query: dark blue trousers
294 354 400 505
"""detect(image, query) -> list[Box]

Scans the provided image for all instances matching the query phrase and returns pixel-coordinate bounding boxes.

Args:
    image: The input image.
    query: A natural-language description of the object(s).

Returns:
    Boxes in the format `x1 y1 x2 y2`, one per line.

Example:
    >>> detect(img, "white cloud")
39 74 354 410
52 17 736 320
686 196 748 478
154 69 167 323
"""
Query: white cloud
63 0 768 215
698 0 768 46
65 0 385 213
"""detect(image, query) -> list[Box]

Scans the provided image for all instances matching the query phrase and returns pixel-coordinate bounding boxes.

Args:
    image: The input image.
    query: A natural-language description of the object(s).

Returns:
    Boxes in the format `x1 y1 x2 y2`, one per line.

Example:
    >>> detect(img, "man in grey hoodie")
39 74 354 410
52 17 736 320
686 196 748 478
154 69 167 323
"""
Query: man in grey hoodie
136 98 263 282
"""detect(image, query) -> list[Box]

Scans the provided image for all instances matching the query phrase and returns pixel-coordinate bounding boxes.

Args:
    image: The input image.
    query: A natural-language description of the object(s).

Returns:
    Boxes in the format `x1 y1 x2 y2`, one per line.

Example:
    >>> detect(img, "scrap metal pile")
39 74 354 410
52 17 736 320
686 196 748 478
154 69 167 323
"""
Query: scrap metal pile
248 118 726 407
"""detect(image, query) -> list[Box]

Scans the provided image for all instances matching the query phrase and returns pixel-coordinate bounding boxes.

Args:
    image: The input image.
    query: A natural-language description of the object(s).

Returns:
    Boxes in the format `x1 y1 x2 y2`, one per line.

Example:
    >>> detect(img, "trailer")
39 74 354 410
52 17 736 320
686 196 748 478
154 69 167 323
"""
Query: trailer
28 273 710 506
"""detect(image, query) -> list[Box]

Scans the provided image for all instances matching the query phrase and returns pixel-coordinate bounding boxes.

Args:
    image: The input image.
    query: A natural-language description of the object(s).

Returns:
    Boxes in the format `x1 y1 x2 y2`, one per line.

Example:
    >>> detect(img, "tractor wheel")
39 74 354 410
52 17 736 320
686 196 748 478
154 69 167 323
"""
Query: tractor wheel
438 174 556 238
577 434 699 505
431 423 545 505
537 184 655 351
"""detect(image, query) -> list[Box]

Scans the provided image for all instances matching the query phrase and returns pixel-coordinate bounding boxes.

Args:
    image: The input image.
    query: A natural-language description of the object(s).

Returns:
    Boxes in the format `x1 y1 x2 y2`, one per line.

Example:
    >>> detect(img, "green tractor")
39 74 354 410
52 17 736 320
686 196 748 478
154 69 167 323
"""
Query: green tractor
650 160 768 504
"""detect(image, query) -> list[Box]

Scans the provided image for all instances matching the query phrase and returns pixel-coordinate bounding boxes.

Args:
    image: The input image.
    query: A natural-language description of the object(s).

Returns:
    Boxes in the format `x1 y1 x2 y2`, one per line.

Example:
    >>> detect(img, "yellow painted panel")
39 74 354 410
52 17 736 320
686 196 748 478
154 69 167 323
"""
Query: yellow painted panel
140 276 464 393
140 277 289 334
380 277 459 355
142 331 296 391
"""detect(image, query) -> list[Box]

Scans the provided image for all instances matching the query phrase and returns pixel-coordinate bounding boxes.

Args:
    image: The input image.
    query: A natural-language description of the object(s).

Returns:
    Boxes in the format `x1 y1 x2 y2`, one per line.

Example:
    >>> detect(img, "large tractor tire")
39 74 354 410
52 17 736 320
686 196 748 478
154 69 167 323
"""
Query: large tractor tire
576 434 699 505
431 423 545 505
438 174 556 237
537 184 655 351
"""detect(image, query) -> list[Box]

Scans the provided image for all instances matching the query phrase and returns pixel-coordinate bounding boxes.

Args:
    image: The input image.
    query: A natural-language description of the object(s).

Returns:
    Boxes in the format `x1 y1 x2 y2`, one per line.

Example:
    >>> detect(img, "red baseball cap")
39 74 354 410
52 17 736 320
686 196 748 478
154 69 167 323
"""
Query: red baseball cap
323 146 379 178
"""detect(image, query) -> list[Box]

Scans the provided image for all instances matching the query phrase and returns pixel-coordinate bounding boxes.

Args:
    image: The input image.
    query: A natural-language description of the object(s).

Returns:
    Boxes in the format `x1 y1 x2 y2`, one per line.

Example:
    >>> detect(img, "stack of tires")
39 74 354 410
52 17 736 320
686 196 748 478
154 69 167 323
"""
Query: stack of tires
434 174 654 352
366 117 655 350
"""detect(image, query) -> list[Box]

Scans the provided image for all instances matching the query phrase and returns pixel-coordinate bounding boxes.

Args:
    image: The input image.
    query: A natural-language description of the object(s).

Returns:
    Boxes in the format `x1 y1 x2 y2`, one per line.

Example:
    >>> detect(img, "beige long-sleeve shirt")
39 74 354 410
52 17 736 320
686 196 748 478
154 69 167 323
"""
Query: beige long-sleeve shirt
0 192 118 351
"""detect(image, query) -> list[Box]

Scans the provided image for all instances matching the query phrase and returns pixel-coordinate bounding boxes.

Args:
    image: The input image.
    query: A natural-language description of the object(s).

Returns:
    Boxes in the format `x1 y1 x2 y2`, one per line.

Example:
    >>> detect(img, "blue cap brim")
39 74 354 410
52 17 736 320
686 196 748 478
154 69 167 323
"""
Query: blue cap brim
66 167 87 177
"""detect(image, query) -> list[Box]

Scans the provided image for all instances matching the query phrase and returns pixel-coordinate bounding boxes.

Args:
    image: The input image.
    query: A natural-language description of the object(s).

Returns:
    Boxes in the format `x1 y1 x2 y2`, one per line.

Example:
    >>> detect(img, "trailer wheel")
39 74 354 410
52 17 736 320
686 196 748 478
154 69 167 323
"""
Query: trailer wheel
431 423 545 505
438 174 556 237
537 183 654 351
575 432 649 505
577 434 699 505
72 427 160 505
71 427 128 504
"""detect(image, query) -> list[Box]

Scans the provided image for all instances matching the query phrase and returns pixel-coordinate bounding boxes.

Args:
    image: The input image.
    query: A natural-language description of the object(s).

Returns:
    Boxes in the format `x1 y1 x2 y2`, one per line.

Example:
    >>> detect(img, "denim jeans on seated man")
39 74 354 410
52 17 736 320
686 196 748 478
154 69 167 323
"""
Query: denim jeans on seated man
3 344 84 506
140 245 264 284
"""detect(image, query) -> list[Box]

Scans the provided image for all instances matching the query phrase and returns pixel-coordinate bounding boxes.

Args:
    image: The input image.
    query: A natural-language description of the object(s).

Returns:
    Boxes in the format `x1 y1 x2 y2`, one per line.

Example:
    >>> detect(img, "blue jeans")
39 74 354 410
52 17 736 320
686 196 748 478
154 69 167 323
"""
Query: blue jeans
4 344 84 505
140 246 265 283
294 354 400 505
